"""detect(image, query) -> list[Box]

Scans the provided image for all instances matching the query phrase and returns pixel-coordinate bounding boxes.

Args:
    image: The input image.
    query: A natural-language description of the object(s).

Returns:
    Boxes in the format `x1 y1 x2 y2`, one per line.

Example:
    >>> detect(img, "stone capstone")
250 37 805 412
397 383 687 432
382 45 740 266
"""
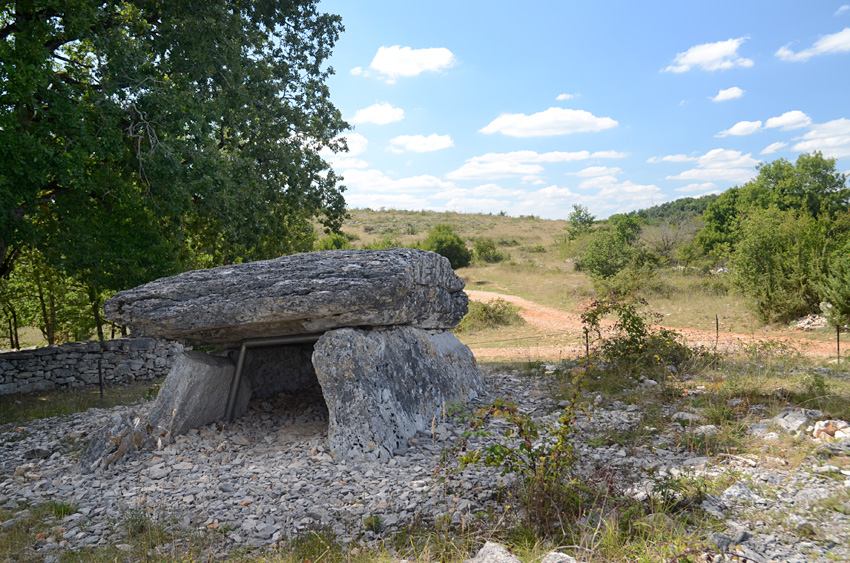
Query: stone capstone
147 351 251 438
102 249 468 347
312 326 484 460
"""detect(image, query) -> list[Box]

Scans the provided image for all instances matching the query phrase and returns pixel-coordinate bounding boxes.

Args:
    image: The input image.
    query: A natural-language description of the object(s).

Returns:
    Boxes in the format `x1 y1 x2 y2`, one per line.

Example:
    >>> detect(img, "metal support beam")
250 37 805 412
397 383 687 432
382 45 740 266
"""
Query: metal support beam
224 333 323 422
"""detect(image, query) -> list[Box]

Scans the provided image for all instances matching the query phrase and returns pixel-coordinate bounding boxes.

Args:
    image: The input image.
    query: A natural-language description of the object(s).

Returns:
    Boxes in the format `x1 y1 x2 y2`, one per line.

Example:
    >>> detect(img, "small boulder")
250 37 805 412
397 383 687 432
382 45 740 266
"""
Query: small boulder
147 351 251 438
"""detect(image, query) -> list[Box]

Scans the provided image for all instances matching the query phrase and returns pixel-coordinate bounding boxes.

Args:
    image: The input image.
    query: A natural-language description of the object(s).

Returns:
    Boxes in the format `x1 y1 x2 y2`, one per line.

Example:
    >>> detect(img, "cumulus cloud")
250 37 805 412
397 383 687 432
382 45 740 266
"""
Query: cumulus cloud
664 37 754 72
446 150 627 180
349 102 405 125
666 148 759 183
647 154 699 164
388 134 453 153
479 107 617 137
711 87 744 102
578 175 619 189
342 169 453 194
674 182 718 194
760 142 788 155
764 110 812 130
556 93 576 101
776 28 850 62
716 120 763 137
368 45 456 83
570 166 623 177
793 118 850 158
320 133 369 169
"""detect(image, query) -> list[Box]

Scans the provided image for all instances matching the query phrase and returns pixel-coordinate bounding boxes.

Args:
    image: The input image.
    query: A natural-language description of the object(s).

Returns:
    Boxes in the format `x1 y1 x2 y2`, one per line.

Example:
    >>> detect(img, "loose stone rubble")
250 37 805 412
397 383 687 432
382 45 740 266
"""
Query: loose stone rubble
2 367 849 562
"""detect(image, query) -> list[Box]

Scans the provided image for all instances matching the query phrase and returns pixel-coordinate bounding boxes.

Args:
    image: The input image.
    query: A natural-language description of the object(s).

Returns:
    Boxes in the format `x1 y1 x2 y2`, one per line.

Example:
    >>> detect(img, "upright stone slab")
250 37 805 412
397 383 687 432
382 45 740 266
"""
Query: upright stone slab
103 249 468 347
147 351 252 437
312 326 484 459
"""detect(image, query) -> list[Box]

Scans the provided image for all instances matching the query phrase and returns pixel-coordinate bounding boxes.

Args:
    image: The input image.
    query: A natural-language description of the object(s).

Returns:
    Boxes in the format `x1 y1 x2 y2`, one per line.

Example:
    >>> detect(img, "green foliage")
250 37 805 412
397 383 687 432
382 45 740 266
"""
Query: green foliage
582 297 701 377
732 207 846 322
443 390 583 535
633 194 719 224
474 238 506 263
315 233 352 251
566 204 596 240
456 299 525 332
819 250 850 327
361 236 404 250
421 224 471 269
575 216 642 279
1 0 347 284
697 152 849 259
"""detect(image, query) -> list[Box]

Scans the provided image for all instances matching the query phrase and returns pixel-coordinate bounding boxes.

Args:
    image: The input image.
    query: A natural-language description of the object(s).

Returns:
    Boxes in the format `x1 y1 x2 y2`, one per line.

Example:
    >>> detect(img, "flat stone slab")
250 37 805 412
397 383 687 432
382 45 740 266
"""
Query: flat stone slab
103 249 468 347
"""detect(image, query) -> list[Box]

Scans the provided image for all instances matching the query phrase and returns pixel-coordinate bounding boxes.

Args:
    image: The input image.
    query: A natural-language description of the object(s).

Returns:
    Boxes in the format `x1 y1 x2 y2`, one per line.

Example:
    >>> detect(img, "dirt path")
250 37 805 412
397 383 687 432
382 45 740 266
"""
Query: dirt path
465 290 838 361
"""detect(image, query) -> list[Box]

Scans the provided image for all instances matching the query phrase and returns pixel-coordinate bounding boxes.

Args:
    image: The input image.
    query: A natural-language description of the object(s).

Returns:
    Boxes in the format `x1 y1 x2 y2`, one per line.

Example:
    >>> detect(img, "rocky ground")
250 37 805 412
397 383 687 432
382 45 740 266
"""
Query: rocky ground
1 366 849 562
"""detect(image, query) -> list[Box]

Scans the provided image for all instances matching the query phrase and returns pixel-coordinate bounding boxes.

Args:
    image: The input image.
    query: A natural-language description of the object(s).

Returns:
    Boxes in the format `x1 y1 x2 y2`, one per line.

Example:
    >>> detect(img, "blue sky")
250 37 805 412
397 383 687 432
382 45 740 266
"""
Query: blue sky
317 1 850 219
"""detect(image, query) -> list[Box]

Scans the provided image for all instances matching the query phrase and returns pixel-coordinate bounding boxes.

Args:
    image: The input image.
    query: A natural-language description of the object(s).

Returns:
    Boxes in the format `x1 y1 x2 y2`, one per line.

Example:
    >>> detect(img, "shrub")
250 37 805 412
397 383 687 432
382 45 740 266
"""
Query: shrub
314 232 351 251
421 224 471 269
456 299 524 332
361 236 403 250
474 238 505 263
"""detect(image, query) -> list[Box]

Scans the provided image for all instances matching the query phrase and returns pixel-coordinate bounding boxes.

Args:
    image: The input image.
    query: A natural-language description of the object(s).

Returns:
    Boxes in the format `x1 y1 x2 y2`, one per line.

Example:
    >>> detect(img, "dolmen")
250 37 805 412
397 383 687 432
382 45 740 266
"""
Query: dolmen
79 249 483 472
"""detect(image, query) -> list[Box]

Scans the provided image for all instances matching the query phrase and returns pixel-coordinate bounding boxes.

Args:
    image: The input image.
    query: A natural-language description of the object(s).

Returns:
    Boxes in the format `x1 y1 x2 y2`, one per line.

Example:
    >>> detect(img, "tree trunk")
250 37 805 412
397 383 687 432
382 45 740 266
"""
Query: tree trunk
35 275 55 345
88 287 104 341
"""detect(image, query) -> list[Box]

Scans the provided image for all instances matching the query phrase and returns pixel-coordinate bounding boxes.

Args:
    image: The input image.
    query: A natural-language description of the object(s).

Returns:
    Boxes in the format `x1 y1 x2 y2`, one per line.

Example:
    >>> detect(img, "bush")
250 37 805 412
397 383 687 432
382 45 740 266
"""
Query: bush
361 236 404 250
421 224 471 269
456 299 524 332
314 232 351 251
474 238 505 263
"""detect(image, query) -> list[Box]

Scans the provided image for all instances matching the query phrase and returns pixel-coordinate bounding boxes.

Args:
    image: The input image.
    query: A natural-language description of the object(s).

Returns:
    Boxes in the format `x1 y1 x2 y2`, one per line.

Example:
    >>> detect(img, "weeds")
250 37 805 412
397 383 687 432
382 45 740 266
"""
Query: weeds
456 299 525 333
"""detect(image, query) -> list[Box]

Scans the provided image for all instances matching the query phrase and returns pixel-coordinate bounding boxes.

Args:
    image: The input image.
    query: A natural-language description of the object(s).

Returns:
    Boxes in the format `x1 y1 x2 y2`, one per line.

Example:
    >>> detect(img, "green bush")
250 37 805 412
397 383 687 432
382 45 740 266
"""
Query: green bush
474 238 505 263
314 232 351 251
456 299 525 332
421 224 471 269
361 236 404 250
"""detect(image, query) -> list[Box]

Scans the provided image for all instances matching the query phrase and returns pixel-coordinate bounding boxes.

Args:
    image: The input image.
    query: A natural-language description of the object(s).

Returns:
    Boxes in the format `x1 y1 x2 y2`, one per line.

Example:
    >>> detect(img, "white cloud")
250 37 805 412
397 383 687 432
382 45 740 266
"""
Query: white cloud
388 134 453 153
647 154 698 163
837 5 850 16
570 166 623 177
346 192 432 210
764 110 812 130
556 93 575 101
446 150 627 180
330 157 369 169
349 102 405 125
776 28 850 62
479 107 617 137
578 175 619 189
320 133 369 169
350 66 364 76
666 148 759 183
674 182 718 193
716 120 762 137
760 142 788 155
435 184 524 200
368 45 456 83
664 37 754 72
793 118 850 158
342 169 453 194
711 87 744 102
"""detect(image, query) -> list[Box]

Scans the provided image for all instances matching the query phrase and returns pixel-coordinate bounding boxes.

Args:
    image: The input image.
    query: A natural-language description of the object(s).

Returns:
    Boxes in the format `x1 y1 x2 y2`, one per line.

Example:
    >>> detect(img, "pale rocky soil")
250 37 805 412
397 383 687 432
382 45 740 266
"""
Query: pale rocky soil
466 290 840 361
2 366 849 562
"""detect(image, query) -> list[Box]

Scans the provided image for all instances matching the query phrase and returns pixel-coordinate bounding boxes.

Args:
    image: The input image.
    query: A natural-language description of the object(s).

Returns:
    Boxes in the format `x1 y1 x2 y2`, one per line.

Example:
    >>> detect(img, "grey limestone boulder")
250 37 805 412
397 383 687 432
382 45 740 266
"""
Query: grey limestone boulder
78 410 148 474
102 249 468 347
312 326 484 459
147 351 251 438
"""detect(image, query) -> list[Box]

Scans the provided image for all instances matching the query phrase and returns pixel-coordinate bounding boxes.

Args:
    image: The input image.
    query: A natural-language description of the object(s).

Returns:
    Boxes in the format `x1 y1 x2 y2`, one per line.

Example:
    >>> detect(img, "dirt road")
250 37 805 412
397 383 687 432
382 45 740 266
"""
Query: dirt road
464 290 839 361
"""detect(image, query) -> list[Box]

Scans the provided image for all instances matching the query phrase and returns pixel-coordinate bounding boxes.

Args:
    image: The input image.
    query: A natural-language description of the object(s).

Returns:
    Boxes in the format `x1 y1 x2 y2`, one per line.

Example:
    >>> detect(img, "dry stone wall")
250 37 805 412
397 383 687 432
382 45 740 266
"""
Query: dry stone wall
0 338 183 396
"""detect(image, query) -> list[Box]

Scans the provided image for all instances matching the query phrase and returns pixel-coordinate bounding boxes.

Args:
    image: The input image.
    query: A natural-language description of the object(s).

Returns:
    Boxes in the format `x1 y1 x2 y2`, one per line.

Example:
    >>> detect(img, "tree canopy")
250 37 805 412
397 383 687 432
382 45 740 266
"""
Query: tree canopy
0 0 349 287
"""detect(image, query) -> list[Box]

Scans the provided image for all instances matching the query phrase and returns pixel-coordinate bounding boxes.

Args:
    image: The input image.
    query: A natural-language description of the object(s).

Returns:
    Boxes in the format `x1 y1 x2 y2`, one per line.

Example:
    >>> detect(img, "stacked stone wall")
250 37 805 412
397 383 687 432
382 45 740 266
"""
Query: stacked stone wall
0 338 184 395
